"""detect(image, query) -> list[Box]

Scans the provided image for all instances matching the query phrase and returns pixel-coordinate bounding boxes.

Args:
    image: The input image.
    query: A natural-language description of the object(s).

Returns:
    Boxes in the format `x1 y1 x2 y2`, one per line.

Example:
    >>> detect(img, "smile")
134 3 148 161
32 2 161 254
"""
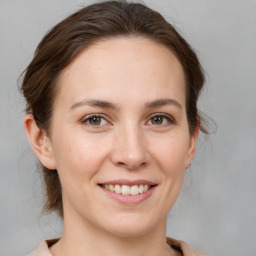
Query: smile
101 184 152 196
98 180 157 204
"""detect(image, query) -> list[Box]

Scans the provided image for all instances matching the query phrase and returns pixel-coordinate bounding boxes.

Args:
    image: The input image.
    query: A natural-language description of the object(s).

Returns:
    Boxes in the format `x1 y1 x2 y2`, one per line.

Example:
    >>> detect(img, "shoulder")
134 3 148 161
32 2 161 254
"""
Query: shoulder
167 237 211 256
26 238 58 256
28 237 211 256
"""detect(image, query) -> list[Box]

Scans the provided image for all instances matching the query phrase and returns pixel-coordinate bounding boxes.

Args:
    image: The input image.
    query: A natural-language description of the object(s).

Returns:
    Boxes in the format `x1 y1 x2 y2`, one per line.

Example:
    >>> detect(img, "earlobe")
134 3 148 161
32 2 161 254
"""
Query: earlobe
24 114 56 170
185 125 199 169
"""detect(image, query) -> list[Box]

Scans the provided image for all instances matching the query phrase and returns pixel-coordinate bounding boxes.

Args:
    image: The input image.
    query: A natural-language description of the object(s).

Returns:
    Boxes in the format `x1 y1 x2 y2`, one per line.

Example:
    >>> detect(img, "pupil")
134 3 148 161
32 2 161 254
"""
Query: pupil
90 117 101 125
153 116 162 124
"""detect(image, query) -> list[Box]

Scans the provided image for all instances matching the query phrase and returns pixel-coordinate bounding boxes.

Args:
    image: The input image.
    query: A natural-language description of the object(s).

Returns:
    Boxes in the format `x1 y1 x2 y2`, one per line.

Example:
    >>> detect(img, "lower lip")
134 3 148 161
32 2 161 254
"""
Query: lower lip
99 185 156 205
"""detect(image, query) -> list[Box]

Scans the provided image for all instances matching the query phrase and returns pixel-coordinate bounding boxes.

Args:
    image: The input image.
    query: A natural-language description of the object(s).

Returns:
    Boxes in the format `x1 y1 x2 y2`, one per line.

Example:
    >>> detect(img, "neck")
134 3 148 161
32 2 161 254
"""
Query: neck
50 209 174 256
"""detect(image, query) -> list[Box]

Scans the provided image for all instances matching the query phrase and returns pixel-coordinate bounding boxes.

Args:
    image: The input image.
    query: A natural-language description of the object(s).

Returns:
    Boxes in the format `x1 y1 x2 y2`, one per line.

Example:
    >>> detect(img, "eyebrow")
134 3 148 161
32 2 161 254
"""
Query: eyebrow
145 98 182 110
70 99 117 111
69 98 182 111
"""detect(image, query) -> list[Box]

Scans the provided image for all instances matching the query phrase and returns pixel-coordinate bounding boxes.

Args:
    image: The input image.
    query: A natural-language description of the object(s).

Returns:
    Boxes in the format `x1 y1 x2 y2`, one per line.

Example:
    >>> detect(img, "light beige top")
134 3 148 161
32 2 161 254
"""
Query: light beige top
27 237 211 256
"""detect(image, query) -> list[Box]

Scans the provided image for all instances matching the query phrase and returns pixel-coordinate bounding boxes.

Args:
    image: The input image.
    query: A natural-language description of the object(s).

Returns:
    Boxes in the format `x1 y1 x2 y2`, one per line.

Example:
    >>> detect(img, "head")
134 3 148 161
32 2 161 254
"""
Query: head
22 0 206 222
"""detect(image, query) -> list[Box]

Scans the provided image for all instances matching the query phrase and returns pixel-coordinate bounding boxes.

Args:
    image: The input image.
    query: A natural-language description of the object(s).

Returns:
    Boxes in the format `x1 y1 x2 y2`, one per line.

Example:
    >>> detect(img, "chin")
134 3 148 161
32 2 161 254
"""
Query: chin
102 213 158 238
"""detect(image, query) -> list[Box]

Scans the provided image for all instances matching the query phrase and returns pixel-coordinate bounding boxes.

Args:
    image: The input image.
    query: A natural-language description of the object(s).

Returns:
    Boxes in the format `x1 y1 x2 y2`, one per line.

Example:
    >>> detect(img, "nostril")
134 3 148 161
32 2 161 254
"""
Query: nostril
110 141 148 170
117 161 147 170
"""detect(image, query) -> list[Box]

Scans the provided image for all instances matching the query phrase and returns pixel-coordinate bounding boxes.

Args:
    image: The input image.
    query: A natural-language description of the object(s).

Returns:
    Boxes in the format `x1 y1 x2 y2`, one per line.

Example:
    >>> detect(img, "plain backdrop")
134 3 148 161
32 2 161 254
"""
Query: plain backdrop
0 0 256 255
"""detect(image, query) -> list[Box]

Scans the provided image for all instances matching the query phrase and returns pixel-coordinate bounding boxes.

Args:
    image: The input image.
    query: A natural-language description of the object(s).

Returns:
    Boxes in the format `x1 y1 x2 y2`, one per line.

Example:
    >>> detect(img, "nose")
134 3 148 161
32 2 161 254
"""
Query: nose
110 126 148 170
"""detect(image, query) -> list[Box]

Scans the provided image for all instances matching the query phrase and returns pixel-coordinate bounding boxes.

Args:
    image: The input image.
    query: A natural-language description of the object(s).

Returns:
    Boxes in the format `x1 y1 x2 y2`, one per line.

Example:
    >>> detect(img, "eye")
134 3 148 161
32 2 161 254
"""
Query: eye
81 114 108 127
147 113 175 126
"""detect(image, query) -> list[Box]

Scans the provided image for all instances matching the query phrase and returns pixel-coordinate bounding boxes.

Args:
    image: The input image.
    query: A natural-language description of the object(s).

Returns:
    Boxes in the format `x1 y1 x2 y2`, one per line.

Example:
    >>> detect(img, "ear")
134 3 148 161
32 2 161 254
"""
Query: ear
185 124 199 169
24 114 56 170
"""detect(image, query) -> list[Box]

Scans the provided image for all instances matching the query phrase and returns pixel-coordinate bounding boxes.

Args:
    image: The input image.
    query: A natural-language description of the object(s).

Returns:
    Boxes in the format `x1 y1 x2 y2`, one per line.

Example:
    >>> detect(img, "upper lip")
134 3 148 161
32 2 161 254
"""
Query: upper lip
99 179 157 186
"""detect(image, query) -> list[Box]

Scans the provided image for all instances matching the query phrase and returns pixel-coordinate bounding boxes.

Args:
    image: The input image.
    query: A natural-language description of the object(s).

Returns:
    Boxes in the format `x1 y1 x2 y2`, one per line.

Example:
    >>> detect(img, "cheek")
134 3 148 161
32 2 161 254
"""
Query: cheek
51 131 111 186
150 132 190 173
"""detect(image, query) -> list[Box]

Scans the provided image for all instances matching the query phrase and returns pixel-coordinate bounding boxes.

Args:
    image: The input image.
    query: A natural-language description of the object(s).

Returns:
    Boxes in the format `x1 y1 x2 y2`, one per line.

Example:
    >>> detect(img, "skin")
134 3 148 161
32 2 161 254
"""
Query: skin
25 37 198 256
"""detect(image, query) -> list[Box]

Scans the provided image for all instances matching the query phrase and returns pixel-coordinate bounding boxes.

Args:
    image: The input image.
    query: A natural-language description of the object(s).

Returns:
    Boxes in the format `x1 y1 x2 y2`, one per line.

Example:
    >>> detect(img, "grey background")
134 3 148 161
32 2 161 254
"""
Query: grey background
1 0 255 255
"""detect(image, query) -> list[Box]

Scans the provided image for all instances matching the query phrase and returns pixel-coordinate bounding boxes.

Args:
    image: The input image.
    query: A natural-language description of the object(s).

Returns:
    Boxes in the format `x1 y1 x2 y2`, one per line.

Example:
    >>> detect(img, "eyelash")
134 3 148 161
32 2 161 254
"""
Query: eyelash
81 114 109 128
147 113 176 126
80 113 175 128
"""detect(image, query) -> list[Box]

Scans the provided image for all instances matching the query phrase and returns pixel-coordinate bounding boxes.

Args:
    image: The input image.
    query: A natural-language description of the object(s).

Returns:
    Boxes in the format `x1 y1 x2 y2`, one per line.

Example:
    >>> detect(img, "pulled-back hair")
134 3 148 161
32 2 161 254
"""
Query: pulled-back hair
21 0 207 217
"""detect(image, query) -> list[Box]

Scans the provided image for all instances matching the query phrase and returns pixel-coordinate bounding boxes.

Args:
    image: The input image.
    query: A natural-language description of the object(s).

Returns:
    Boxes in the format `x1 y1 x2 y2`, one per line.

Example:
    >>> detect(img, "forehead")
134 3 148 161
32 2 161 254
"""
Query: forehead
55 36 186 108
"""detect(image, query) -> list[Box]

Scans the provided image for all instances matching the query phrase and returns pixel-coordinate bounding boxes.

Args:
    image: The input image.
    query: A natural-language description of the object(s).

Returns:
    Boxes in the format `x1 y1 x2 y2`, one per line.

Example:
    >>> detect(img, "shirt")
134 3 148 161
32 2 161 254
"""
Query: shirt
27 237 211 256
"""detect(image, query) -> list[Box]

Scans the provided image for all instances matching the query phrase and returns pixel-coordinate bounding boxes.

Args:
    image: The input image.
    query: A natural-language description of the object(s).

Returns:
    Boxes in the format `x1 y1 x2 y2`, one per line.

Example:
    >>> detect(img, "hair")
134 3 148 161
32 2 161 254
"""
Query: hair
21 0 209 217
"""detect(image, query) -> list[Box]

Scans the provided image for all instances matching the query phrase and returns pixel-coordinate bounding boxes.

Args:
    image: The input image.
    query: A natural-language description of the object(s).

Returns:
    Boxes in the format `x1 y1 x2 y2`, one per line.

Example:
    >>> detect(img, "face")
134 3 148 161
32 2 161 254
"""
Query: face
35 37 197 237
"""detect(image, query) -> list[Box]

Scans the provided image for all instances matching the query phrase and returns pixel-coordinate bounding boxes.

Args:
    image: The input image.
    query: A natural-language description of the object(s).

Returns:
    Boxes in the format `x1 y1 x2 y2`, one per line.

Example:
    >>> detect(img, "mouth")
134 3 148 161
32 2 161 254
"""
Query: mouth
99 184 155 196
98 180 157 204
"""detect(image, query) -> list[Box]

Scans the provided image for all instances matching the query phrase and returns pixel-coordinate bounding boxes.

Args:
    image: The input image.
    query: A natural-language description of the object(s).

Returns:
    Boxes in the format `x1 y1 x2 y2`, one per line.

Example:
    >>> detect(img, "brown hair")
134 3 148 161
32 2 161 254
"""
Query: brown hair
21 0 208 217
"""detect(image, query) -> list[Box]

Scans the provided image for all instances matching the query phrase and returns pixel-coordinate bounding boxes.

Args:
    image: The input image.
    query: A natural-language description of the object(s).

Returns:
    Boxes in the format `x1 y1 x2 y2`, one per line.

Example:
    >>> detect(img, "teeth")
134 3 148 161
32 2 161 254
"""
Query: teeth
109 184 115 192
102 184 152 195
121 185 130 195
130 185 139 196
114 184 121 194
143 184 149 192
138 184 144 194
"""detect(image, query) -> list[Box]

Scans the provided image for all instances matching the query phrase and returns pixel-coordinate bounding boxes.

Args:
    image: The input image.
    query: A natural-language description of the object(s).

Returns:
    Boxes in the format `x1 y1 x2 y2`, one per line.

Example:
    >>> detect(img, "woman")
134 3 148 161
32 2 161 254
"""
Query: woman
22 1 211 255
